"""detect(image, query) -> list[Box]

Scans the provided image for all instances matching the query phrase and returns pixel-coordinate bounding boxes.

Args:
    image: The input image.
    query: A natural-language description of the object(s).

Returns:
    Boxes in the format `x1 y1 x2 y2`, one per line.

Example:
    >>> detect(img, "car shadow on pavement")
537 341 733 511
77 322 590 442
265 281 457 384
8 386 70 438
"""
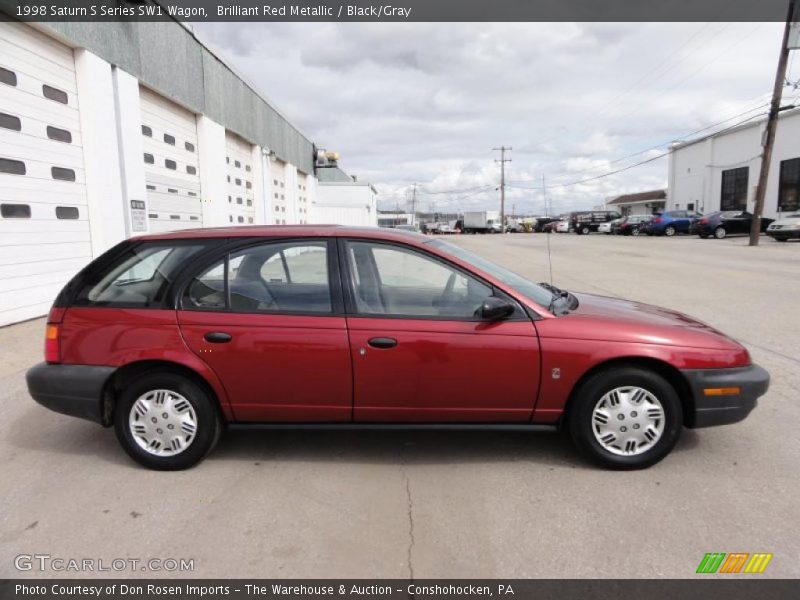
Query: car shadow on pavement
9 405 701 470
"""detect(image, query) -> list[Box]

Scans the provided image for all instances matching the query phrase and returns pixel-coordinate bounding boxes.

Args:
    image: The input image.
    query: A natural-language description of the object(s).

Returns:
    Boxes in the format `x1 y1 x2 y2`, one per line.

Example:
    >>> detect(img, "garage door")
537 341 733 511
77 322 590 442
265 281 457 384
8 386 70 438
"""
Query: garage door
0 22 91 327
271 158 287 224
139 86 201 233
297 170 309 224
225 131 255 225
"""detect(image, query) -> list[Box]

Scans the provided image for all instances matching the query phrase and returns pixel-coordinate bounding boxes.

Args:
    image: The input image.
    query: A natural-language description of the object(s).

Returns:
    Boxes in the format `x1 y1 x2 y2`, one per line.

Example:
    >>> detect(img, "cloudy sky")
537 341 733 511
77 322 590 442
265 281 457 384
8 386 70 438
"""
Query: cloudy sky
194 22 797 215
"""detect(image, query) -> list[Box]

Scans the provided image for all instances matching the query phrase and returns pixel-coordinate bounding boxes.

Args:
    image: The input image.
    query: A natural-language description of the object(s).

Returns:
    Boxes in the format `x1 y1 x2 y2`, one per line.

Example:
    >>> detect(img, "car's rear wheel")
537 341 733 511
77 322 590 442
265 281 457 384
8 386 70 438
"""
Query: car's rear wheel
114 371 221 470
714 226 727 239
664 225 676 236
568 366 682 470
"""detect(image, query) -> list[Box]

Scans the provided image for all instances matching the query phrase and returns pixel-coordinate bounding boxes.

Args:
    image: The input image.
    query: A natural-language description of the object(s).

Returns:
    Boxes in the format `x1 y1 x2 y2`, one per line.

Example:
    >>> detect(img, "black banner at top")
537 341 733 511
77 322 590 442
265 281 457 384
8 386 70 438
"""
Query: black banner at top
0 0 796 22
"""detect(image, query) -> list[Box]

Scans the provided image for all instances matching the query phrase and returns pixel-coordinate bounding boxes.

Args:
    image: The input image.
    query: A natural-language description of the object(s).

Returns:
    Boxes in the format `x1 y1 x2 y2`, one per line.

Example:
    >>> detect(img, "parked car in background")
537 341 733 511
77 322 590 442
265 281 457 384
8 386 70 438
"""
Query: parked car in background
765 213 800 241
26 225 769 470
612 215 651 236
534 217 559 232
570 210 622 235
692 211 774 239
395 224 419 233
647 210 702 236
437 223 455 235
555 219 571 233
598 219 622 234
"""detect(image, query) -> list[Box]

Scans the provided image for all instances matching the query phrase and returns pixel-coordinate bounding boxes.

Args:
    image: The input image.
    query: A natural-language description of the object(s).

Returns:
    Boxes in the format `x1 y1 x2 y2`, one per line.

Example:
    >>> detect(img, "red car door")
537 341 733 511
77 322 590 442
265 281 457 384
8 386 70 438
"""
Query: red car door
177 239 352 422
342 239 540 422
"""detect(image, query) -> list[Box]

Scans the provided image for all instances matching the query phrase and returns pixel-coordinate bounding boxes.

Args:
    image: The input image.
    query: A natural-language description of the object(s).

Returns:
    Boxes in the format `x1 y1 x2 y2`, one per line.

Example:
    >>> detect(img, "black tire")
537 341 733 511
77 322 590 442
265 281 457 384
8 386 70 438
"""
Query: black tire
580 226 590 235
114 370 221 470
664 225 676 237
567 366 683 470
775 237 787 242
714 226 727 239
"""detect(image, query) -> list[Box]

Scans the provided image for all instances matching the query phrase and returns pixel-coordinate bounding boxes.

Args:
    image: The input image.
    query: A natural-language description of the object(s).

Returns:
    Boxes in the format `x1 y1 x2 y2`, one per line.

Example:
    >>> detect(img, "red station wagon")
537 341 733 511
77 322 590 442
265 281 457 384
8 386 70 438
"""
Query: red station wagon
26 226 769 470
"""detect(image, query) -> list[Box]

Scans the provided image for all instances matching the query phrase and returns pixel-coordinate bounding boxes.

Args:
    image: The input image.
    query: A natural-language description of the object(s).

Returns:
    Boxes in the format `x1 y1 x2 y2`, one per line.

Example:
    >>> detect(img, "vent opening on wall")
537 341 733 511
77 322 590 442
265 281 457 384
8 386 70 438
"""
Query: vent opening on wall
141 125 152 137
185 141 195 152
163 133 175 145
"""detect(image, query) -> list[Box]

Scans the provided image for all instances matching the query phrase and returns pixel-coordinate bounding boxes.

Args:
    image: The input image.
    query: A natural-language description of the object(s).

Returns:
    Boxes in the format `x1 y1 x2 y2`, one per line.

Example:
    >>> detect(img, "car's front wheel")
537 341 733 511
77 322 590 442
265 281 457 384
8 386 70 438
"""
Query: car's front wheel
114 371 221 470
664 225 676 236
568 366 683 470
714 226 727 239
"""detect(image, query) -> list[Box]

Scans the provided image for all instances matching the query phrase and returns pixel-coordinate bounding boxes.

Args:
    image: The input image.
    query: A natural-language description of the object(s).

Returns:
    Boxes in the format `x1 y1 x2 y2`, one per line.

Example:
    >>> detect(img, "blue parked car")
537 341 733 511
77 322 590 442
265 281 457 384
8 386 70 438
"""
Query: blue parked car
646 210 702 236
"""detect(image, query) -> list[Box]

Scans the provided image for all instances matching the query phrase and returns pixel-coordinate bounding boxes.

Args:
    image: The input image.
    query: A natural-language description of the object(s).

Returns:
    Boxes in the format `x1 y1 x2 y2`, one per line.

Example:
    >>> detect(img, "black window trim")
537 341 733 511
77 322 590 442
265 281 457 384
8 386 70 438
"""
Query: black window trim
176 237 344 317
336 238 529 322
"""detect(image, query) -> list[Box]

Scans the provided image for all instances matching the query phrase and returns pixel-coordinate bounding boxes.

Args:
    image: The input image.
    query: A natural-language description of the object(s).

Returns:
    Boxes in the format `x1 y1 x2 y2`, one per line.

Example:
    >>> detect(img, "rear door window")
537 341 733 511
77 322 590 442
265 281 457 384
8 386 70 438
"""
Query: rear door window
183 241 333 314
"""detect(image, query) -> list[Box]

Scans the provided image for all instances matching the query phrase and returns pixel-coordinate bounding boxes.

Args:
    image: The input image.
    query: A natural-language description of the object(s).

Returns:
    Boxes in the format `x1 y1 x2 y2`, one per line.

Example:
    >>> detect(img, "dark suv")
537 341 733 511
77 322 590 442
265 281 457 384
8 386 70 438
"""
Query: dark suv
570 211 622 235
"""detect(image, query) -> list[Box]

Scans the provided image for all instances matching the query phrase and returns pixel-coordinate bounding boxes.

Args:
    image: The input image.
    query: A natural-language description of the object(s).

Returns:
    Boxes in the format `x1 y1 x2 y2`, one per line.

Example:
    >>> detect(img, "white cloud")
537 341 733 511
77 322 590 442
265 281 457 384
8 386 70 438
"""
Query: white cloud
194 21 787 215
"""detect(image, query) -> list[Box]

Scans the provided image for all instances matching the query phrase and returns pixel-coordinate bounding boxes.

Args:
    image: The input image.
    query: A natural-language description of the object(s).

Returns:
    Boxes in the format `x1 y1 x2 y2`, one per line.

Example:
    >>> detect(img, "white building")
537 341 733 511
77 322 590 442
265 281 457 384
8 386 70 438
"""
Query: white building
607 190 667 216
0 20 373 327
314 167 378 227
667 108 800 218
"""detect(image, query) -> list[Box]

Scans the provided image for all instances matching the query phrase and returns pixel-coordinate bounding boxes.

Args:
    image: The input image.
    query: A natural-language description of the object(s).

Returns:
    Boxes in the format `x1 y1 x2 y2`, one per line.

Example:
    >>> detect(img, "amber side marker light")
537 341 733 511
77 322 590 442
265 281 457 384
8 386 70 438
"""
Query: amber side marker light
44 324 60 363
703 387 741 396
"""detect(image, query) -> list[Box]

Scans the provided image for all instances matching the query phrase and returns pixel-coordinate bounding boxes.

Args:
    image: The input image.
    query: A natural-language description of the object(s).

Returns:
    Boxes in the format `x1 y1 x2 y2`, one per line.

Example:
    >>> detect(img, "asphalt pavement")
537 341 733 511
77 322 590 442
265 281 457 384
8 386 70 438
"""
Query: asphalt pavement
1 232 797 579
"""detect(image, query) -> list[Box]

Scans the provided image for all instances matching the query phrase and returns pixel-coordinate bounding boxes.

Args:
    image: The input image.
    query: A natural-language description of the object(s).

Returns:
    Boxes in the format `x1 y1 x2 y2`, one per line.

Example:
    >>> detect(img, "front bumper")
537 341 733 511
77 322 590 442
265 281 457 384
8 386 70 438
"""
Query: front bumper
767 229 800 239
682 364 769 428
26 362 115 425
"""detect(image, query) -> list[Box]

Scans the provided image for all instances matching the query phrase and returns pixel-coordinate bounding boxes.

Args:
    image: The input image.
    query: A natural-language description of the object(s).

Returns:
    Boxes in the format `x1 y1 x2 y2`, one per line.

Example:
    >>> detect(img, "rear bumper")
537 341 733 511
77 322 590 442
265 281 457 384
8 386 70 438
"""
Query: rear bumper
683 364 770 428
26 362 115 425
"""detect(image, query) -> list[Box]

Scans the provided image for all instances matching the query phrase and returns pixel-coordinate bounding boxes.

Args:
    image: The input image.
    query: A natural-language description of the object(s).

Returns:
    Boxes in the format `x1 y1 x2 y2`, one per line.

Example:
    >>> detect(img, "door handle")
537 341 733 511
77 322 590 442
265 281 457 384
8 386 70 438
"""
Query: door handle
368 337 398 349
204 332 232 343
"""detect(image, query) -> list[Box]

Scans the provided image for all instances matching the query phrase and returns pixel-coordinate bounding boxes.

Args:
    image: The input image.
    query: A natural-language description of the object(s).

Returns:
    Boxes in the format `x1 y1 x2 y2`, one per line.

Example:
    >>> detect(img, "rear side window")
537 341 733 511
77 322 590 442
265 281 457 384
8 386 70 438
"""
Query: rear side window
74 243 206 307
184 241 332 314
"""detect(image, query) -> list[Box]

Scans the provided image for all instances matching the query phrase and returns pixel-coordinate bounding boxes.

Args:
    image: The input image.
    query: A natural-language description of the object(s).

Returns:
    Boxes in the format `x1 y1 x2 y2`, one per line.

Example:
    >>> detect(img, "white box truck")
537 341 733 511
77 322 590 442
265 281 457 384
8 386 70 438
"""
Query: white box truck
463 211 502 234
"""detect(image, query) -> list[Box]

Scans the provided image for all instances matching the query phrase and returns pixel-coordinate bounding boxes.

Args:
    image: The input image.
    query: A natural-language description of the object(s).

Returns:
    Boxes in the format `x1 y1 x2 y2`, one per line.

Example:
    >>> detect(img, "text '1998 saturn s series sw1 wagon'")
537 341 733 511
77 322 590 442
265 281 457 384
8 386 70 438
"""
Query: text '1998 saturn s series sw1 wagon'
26 226 770 470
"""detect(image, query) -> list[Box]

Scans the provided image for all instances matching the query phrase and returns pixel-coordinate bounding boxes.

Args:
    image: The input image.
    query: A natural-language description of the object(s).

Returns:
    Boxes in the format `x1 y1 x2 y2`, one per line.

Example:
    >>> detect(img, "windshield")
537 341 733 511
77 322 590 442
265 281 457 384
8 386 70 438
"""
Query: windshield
427 239 554 307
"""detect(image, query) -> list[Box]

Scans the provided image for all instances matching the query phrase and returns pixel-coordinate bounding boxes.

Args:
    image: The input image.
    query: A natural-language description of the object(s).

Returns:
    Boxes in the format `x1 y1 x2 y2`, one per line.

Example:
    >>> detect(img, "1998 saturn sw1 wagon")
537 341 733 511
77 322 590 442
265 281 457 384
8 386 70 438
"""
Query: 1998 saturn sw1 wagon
26 225 769 470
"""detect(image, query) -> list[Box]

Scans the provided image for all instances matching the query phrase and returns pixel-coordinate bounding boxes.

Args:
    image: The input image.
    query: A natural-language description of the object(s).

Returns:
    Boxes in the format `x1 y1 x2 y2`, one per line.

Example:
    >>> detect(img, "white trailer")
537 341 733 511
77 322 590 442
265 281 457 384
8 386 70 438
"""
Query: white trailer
463 211 502 233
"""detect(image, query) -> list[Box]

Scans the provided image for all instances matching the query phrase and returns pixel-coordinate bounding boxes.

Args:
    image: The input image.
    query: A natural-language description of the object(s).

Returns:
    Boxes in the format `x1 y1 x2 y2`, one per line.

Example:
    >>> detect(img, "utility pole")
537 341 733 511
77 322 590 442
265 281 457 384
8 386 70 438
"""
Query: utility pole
750 0 797 246
410 182 417 226
542 174 548 215
493 146 512 232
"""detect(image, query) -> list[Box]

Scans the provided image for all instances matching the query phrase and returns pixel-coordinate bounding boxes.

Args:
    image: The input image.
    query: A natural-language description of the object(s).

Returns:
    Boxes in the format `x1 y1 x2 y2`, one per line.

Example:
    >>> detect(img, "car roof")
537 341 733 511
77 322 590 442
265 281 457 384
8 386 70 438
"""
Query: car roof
132 224 430 244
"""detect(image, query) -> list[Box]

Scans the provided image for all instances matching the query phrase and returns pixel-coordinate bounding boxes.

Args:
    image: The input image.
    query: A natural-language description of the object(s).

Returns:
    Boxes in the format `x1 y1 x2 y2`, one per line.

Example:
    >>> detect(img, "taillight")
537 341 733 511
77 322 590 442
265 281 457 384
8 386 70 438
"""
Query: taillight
653 217 662 224
44 323 61 363
699 218 708 225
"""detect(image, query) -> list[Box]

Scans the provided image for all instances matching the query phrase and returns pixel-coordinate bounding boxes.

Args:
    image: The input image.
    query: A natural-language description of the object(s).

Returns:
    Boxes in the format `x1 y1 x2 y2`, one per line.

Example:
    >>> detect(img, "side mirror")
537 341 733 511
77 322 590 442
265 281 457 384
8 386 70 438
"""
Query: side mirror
479 296 515 321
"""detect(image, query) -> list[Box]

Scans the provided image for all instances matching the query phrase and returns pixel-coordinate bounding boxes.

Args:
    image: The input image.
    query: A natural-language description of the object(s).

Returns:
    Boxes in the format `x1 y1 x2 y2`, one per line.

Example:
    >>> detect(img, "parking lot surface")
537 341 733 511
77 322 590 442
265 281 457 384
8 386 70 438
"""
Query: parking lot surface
1 233 798 579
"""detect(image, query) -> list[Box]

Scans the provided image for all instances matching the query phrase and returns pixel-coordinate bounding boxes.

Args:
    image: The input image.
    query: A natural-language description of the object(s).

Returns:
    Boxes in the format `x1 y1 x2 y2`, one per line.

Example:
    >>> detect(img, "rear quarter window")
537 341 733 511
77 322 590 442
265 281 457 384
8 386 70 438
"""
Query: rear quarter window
73 242 208 308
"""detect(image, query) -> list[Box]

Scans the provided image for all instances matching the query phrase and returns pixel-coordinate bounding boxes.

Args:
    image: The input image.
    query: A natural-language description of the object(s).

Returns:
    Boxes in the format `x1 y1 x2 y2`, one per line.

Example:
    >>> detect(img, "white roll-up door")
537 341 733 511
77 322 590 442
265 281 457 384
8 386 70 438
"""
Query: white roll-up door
297 171 309 224
139 86 201 232
0 22 91 326
270 159 287 224
225 132 255 226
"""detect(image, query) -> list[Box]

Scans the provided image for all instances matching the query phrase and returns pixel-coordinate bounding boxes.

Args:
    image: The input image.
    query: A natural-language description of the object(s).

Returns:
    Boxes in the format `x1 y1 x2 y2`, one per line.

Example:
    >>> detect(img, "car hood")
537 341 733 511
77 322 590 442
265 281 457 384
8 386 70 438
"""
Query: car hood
538 292 745 351
768 217 800 227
